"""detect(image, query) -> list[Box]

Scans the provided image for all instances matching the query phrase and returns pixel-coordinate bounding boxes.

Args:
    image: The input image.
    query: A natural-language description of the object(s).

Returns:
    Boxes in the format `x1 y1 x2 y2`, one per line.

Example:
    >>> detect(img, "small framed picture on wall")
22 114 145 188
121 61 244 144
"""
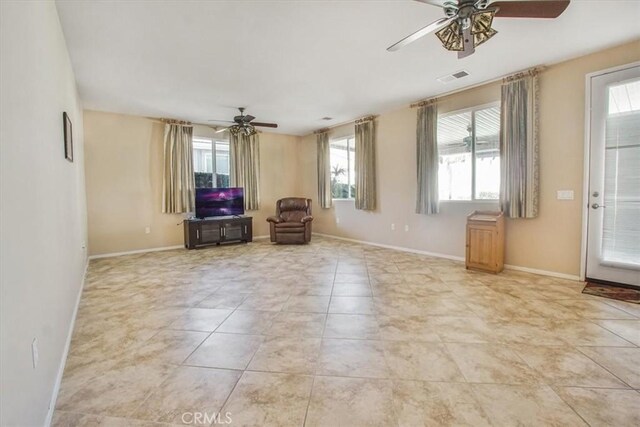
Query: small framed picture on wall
63 112 73 162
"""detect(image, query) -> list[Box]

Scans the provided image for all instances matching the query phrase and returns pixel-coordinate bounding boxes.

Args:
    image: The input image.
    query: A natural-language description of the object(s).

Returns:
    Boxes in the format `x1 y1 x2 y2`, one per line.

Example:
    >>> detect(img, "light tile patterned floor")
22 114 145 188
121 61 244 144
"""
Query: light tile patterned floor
53 237 640 426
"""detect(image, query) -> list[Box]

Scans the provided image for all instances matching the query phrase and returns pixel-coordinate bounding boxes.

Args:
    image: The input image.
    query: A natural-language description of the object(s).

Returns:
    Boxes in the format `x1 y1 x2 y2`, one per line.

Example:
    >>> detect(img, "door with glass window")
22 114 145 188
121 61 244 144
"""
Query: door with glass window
586 64 640 287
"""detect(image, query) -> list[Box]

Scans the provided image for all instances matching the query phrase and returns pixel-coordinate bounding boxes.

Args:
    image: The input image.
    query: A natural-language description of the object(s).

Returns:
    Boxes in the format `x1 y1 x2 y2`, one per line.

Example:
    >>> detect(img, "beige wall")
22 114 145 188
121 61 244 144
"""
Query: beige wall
0 1 88 425
84 112 301 255
84 40 639 275
299 40 640 277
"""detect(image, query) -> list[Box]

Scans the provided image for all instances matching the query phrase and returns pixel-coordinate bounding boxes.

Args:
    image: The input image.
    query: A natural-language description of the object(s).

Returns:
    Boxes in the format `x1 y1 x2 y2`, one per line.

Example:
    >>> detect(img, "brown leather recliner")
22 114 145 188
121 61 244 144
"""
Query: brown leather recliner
267 198 313 244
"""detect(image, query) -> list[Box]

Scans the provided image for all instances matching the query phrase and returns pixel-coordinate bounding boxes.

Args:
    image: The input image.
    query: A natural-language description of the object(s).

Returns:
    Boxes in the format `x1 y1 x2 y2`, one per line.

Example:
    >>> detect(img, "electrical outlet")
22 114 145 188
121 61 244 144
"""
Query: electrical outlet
145 227 151 234
32 338 39 369
336 217 340 224
404 225 409 232
391 223 395 231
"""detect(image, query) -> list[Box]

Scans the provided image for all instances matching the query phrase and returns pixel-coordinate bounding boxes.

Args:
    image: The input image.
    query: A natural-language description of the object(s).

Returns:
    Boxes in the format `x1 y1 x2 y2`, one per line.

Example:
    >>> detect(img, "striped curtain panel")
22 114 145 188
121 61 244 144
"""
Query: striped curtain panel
354 118 377 210
316 131 332 209
416 101 439 214
500 70 540 218
162 123 195 213
230 132 261 211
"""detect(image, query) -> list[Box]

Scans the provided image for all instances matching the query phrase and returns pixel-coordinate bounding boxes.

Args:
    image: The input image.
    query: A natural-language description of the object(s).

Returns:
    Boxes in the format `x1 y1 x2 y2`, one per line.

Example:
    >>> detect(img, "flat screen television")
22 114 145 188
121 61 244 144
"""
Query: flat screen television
195 187 244 218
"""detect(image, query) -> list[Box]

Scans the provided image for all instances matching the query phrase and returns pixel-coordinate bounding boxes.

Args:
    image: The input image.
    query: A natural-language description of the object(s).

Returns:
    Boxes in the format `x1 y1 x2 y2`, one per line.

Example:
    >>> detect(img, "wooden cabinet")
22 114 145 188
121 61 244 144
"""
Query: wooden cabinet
184 217 252 249
466 211 504 274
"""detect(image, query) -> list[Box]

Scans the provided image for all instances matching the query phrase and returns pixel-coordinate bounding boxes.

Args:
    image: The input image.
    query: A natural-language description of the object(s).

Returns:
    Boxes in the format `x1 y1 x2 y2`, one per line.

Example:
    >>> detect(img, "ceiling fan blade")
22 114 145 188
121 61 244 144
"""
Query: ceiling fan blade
413 0 447 6
491 0 570 18
251 122 278 128
207 119 234 123
243 115 256 123
215 127 228 134
387 16 454 52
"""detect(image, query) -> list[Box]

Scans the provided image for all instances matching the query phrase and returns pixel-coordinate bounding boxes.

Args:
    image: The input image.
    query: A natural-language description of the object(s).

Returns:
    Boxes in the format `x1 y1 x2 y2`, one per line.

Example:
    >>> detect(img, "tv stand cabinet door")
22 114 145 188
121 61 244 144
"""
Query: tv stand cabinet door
221 221 243 242
241 219 253 242
199 222 222 244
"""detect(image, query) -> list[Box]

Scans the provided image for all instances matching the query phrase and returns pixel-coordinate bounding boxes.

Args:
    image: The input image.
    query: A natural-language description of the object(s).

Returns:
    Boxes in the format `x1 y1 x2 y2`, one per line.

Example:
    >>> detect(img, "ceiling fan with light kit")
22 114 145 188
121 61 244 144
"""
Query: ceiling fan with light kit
208 107 278 136
388 0 570 58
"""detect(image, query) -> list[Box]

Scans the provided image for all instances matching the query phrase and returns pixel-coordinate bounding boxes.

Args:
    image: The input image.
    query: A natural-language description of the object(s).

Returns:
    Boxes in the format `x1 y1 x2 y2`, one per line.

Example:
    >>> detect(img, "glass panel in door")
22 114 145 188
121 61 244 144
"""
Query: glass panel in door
586 66 640 287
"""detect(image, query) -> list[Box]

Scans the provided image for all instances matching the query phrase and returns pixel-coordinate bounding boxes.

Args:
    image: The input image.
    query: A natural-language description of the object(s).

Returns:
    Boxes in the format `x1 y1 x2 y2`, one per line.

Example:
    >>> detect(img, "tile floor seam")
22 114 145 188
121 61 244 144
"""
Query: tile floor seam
549 385 595 427
54 238 640 426
301 375 316 427
573 346 638 390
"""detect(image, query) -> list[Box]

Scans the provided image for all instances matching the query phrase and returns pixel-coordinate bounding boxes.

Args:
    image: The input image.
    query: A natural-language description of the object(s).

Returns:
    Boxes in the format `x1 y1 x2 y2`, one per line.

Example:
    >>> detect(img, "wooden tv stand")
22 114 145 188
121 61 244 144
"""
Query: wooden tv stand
184 216 252 249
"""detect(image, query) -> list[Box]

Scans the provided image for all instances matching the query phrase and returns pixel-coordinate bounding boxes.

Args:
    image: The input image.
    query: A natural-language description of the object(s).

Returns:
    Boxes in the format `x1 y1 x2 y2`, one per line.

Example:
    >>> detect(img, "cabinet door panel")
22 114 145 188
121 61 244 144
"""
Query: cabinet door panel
200 223 221 243
241 220 252 241
467 226 496 269
222 222 243 241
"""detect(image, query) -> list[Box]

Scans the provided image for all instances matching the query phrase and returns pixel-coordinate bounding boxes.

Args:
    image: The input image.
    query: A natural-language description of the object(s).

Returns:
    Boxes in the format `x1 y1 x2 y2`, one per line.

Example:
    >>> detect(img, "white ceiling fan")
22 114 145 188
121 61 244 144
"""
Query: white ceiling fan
388 0 571 58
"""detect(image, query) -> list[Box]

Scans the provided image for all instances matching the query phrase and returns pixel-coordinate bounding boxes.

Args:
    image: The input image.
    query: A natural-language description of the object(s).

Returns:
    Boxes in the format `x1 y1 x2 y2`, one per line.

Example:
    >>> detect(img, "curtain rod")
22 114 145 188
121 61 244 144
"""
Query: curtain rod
147 117 193 126
313 114 378 134
410 65 546 108
147 117 233 132
354 115 378 125
410 98 438 109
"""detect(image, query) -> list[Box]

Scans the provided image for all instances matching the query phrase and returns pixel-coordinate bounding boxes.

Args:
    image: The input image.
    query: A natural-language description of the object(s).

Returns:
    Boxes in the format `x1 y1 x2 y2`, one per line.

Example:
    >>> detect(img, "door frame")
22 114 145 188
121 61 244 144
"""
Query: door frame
579 61 640 282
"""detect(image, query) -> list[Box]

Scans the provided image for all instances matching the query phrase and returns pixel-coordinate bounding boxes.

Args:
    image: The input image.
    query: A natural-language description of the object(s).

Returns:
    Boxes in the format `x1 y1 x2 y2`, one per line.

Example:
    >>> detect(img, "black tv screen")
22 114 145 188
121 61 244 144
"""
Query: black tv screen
195 187 244 218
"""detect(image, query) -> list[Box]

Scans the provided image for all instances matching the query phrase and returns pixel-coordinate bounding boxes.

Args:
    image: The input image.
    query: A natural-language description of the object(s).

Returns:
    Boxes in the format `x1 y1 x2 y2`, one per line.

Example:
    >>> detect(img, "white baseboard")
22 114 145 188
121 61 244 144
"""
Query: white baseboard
88 237 274 260
314 233 465 262
503 264 581 281
44 258 89 426
314 233 581 282
88 245 184 260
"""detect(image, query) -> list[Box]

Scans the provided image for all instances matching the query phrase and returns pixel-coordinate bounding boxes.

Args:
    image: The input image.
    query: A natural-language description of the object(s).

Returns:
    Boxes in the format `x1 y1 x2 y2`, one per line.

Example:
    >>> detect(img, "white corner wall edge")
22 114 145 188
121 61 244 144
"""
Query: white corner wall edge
44 259 90 427
87 236 271 260
314 233 581 282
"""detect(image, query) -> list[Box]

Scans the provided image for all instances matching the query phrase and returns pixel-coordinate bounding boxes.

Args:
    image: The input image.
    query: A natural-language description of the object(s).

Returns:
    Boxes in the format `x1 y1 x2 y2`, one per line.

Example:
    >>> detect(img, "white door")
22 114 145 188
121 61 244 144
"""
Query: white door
586 64 640 287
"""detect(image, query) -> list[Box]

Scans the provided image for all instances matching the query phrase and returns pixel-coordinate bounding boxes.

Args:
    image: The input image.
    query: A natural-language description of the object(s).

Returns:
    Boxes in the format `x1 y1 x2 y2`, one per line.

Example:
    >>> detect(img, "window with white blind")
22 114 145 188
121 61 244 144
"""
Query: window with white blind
193 137 230 188
602 78 640 266
437 103 500 201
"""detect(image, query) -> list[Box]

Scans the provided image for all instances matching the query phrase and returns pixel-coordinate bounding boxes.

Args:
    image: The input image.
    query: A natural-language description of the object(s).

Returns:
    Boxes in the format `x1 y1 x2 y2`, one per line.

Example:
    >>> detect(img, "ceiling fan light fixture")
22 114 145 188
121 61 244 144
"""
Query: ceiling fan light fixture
473 26 497 47
228 124 257 137
436 9 498 53
471 10 495 34
436 21 464 52
471 10 497 47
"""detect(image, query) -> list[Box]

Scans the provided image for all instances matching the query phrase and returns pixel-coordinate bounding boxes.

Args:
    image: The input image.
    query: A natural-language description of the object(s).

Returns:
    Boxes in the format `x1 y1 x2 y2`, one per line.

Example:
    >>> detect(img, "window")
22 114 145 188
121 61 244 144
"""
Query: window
330 136 356 199
437 104 500 201
193 137 230 188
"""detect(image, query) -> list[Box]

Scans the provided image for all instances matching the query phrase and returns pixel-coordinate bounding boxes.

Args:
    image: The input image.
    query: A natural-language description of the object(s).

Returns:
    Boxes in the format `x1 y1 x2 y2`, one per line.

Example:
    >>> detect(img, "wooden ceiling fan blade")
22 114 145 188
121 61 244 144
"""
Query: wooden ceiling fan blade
251 122 278 128
243 115 256 122
387 16 455 52
491 0 570 18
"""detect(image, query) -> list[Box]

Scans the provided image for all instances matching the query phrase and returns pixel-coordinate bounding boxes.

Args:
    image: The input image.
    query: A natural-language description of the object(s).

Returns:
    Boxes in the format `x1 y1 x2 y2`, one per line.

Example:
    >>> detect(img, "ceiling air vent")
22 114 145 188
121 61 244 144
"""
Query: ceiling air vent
321 117 333 121
437 70 469 84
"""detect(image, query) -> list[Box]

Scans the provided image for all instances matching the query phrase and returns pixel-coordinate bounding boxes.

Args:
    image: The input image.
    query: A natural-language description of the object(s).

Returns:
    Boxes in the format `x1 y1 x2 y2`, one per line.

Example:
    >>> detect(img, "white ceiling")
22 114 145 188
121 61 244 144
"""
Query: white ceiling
56 0 640 136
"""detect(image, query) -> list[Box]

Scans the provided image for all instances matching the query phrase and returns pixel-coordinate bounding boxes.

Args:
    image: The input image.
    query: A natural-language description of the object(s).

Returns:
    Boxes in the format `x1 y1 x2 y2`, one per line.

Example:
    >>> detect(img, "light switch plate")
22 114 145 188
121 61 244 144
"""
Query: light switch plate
557 190 574 200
